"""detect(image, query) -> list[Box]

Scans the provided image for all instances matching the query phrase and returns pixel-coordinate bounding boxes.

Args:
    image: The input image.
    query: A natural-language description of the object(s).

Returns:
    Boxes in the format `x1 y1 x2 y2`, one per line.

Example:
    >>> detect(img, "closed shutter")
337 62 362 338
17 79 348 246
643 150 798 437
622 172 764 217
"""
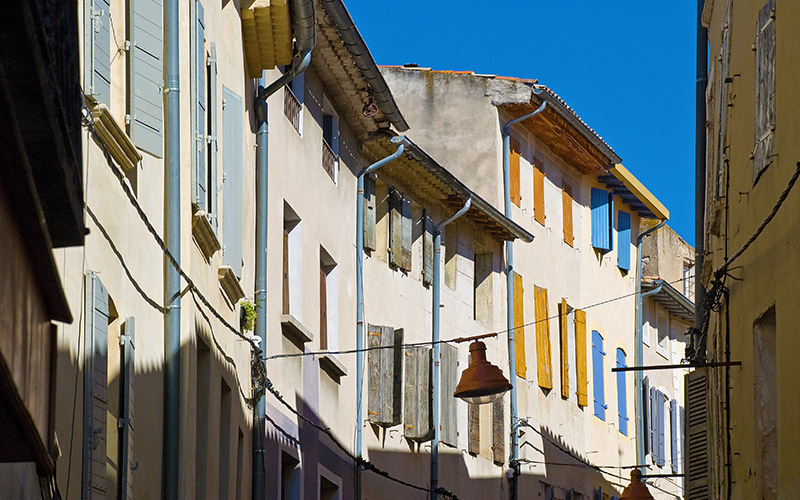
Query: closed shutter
86 0 111 105
128 0 164 157
615 349 628 436
574 309 588 407
643 376 651 455
82 271 109 498
403 346 432 441
533 156 545 225
562 183 574 246
363 177 377 251
492 399 505 464
193 0 206 211
389 189 403 268
534 285 553 390
440 343 458 446
754 0 776 179
685 369 710 499
513 272 526 378
468 403 480 455
591 330 606 420
422 210 434 286
617 211 631 271
222 87 243 278
118 317 135 500
367 325 403 426
207 43 218 232
510 137 521 207
670 399 679 473
590 188 611 251
558 299 570 399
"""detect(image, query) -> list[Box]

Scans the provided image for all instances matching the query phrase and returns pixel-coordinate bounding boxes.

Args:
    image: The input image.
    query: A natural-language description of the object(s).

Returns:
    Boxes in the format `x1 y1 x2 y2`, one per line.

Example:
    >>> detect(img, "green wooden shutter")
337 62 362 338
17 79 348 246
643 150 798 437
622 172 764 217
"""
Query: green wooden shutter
128 0 164 157
193 0 207 210
422 210 434 286
439 343 458 447
85 0 111 105
118 317 135 500
367 325 402 426
363 177 377 251
403 346 432 442
492 399 505 464
389 189 403 268
685 369 710 499
207 43 218 232
222 87 243 278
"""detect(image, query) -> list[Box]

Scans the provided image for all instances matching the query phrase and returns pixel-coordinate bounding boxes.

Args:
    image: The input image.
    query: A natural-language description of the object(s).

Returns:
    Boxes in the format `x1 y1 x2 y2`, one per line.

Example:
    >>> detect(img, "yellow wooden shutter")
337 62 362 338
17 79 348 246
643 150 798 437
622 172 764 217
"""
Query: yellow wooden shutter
574 309 588 407
534 285 553 390
510 137 521 207
559 299 569 399
513 272 526 378
562 183 574 247
533 156 545 226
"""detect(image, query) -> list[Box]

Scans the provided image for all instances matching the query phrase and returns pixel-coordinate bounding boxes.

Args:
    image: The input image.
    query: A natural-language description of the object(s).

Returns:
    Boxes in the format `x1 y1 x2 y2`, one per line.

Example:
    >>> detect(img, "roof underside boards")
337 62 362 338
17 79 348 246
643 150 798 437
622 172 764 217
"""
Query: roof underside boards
642 279 694 323
362 136 534 242
601 164 669 220
241 0 293 77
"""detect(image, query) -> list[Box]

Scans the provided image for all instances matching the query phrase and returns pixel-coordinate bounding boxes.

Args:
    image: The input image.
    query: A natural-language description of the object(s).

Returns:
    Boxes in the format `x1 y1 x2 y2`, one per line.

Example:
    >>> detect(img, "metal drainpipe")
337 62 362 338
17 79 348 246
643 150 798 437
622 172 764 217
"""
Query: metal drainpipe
501 99 546 500
355 137 405 499
162 0 181 496
431 198 472 500
634 219 666 473
252 50 312 500
694 0 708 354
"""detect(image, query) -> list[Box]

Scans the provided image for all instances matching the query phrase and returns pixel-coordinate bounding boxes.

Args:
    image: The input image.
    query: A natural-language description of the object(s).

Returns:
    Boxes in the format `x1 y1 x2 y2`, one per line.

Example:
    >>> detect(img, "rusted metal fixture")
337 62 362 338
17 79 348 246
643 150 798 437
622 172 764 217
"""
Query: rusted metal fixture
454 341 512 404
619 469 655 500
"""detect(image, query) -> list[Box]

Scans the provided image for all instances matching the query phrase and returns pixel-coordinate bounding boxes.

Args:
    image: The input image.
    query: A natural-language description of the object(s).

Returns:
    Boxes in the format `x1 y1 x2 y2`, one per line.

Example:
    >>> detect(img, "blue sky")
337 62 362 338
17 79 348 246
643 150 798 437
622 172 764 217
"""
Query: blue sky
345 1 697 245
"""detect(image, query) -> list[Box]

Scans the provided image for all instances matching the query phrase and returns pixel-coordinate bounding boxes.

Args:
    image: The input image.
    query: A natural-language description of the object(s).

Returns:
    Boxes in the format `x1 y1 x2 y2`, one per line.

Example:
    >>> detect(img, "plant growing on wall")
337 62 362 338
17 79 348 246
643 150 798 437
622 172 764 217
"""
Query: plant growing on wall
240 298 258 333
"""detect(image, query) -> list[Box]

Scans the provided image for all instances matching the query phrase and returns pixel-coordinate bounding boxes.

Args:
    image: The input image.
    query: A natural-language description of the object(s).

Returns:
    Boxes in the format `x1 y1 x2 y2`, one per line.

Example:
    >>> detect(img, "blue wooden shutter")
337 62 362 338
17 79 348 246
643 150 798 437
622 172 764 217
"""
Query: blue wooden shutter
592 330 606 420
591 188 611 251
670 399 679 473
617 211 631 270
128 0 164 157
118 317 135 500
616 349 628 435
207 43 218 232
86 0 111 105
222 87 243 278
83 272 109 498
193 0 207 210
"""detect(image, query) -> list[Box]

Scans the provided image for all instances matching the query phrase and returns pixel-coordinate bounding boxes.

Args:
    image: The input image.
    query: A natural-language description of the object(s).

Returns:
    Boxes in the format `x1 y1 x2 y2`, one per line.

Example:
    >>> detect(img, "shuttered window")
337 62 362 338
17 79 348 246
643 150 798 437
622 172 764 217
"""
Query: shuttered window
510 137 521 207
574 309 588 407
222 87 243 278
591 330 606 420
422 210 434 286
468 403 480 455
615 349 628 436
440 343 458 447
388 189 412 271
754 0 776 179
558 299 570 399
128 0 164 157
533 156 545 225
367 325 403 426
207 44 218 232
562 183 574 247
590 188 612 252
85 0 111 105
534 285 553 390
656 391 666 467
492 399 505 464
617 211 631 271
473 252 493 325
363 177 377 251
403 346 432 441
513 272 526 378
670 399 679 473
685 369 710 499
118 317 135 500
643 376 651 455
193 1 207 211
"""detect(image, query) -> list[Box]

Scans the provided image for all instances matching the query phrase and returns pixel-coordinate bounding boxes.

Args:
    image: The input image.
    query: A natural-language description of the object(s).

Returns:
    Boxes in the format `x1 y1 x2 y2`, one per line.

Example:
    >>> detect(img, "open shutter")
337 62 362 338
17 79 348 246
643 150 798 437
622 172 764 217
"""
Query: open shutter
657 391 666 467
194 0 207 210
86 0 111 105
562 183 574 246
590 188 611 251
363 177 377 251
616 349 628 436
574 309 588 407
643 376 651 455
533 156 545 225
510 137 521 207
440 343 458 447
403 346 432 441
754 0 776 179
513 272 526 378
534 286 553 390
468 403 480 455
82 272 109 498
222 87 243 278
367 325 402 426
685 369 710 499
401 196 412 271
208 44 218 232
492 399 505 464
389 189 403 268
422 210 434 286
670 399 679 473
558 299 570 399
118 317 135 500
617 211 631 270
650 386 657 463
319 266 327 349
128 0 163 157
591 330 606 420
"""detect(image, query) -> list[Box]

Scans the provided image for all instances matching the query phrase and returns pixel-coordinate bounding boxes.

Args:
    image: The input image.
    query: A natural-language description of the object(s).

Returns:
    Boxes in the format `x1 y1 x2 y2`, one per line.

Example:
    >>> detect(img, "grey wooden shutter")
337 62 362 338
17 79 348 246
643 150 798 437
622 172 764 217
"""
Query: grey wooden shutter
82 271 109 498
492 399 505 464
439 343 458 447
367 325 402 426
363 177 377 251
128 0 164 157
85 0 111 105
389 189 403 268
670 399 679 474
207 43 218 232
222 87 243 278
193 0 207 211
422 210 434 286
754 0 776 179
649 385 657 463
401 196 412 271
656 390 665 467
403 346 432 441
685 369 710 499
468 403 480 455
118 317 135 500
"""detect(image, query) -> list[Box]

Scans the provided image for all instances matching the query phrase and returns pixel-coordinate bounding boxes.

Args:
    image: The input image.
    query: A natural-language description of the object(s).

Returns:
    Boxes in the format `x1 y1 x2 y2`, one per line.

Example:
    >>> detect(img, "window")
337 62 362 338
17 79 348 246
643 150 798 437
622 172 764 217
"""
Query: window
196 339 211 499
656 309 669 358
512 272 526 378
754 308 777 497
321 97 339 182
444 223 457 289
218 379 232 500
683 262 694 298
534 285 553 390
562 182 574 246
193 10 219 232
366 324 403 426
283 203 302 319
617 211 631 271
590 188 613 252
591 330 607 420
319 472 341 500
319 248 338 351
473 251 493 325
283 66 304 134
616 349 628 435
388 189 412 271
533 156 545 225
84 0 111 105
574 309 588 408
754 0 776 180
510 137 521 207
280 451 301 500
222 87 243 278
128 0 164 157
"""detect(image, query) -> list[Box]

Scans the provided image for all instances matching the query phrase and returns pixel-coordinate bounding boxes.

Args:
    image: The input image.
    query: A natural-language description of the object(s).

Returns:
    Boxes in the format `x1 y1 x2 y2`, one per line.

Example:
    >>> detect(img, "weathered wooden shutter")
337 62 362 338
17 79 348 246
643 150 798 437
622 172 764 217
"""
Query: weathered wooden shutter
685 369 710 499
367 325 402 426
83 272 109 498
574 309 588 407
513 272 526 378
615 349 628 436
118 317 135 500
363 177 377 251
558 299 570 399
389 189 403 268
656 391 666 467
319 266 327 350
403 346 432 441
754 0 776 179
194 0 207 211
617 211 631 271
533 156 545 225
590 188 611 251
670 399 679 473
422 210 434 286
591 330 606 420
510 137 521 207
492 399 505 464
643 376 651 455
85 0 111 105
401 196 412 270
562 183 574 247
468 403 480 455
534 285 553 390
440 343 458 447
207 43 218 232
222 87 243 278
128 0 164 157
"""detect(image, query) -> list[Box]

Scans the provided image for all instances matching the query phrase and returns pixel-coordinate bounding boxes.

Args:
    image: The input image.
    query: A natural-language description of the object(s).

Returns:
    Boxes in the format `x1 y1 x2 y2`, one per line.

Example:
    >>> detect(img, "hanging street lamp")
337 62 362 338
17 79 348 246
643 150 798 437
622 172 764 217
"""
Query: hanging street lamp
619 469 655 500
454 340 512 404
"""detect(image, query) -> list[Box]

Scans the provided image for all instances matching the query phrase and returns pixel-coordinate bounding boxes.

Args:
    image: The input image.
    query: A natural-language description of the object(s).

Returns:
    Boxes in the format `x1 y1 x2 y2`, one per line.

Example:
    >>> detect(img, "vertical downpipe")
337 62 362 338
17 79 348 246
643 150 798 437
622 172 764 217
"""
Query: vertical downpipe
694 0 708 351
162 0 181 497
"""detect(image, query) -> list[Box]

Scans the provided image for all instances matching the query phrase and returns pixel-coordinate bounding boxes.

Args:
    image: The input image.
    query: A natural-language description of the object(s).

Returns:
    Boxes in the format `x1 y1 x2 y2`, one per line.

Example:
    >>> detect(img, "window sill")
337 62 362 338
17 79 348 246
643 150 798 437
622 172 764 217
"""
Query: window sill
90 103 142 172
319 353 347 380
193 210 221 259
280 313 314 346
218 265 244 306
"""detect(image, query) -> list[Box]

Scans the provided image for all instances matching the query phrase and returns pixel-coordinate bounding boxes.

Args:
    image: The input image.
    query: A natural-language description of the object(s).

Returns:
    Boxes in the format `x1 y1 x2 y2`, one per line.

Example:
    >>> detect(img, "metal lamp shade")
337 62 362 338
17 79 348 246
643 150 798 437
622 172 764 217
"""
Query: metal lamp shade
619 469 655 500
453 341 512 404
